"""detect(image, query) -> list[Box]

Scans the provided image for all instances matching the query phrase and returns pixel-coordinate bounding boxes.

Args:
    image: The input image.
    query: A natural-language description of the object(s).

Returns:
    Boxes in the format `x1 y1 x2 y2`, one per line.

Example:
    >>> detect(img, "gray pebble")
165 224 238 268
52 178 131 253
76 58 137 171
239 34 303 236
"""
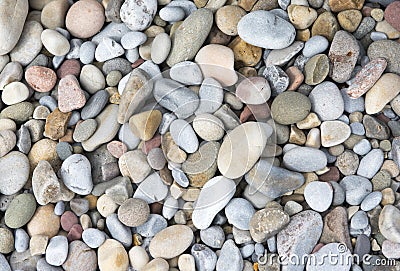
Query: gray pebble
66 39 82 59
14 229 29 253
353 139 371 156
232 227 252 245
354 234 370 258
303 35 329 58
304 181 333 212
39 95 57 111
350 210 369 230
106 213 132 247
159 6 185 22
73 119 97 142
92 22 130 44
135 214 167 237
171 168 190 187
361 191 382 211
354 17 376 40
80 41 96 65
340 175 372 205
330 181 345 206
162 196 178 220
82 228 106 248
68 111 81 127
196 77 223 115
118 123 140 150
357 149 384 179
309 81 344 121
159 112 177 135
121 31 147 50
147 148 166 170
200 226 225 249
262 65 289 96
138 60 162 80
81 89 109 120
216 239 243 271
265 41 304 66
191 244 217 271
254 243 265 256
283 146 327 172
45 236 68 266
56 142 73 160
240 244 255 259
125 48 139 63
225 198 255 230
370 31 387 41
350 122 365 135
102 57 133 76
52 55 65 69
170 118 199 153
54 201 65 216
170 61 203 85
16 125 31 154
36 257 63 271
95 37 125 62
166 0 196 17
61 154 93 195
70 198 90 216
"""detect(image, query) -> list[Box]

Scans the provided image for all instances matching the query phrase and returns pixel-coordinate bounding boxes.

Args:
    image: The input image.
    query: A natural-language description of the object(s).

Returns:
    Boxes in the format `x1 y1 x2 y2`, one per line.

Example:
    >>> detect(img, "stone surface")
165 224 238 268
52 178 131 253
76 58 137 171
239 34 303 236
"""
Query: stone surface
216 239 243 271
60 154 93 195
45 236 68 266
379 205 400 243
271 91 311 125
118 198 150 227
27 204 60 238
0 151 29 195
62 241 97 271
98 239 129 271
41 29 70 56
304 181 333 212
340 175 372 205
365 73 400 114
283 146 327 172
320 121 351 147
5 193 36 229
120 0 157 31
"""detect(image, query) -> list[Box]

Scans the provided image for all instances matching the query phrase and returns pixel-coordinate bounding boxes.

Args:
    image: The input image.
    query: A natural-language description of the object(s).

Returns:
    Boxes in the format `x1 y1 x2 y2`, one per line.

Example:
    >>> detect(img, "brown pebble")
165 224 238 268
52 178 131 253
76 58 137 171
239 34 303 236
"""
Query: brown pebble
57 59 81 79
286 66 304 91
319 166 340 182
25 66 57 92
240 105 254 123
131 59 145 69
44 108 71 140
27 204 61 238
61 211 79 231
150 202 163 215
384 1 400 32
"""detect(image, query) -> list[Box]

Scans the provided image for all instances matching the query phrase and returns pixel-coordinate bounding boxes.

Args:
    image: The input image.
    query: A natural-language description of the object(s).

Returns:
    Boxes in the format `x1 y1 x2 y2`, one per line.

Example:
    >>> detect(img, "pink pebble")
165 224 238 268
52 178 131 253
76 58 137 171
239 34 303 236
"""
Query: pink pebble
61 211 79 231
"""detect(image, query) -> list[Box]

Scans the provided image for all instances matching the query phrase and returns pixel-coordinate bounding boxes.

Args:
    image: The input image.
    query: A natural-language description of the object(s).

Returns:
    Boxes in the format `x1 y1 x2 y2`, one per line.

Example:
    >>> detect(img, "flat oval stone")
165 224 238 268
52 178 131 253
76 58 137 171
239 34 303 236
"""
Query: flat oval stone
303 35 329 58
41 29 70 56
73 119 97 143
218 122 272 179
10 20 43 66
5 193 36 229
120 0 157 31
245 159 305 198
60 154 93 195
192 176 236 229
151 33 171 64
0 0 28 55
347 58 387 99
357 149 384 179
379 205 400 243
105 214 132 247
0 151 29 195
283 146 327 172
238 10 296 49
133 172 168 203
304 181 333 212
249 207 290 243
118 198 149 227
166 8 213 67
365 73 400 114
80 64 106 94
82 228 105 248
45 236 68 266
153 78 199 119
192 114 225 141
277 211 323 271
170 119 199 153
361 191 382 212
225 198 255 230
170 61 203 85
195 44 238 87
265 41 304 67
216 239 243 271
309 81 344 121
25 66 57 93
119 150 151 183
320 120 351 147
304 54 330 85
2 82 29 105
236 77 271 105
271 91 311 125
340 175 372 205
62 241 97 271
149 225 194 259
82 104 120 152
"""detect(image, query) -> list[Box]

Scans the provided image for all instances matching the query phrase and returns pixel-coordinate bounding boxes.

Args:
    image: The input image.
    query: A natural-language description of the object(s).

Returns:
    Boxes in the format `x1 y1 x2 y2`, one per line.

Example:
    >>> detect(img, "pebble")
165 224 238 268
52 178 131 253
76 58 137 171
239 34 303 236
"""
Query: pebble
361 192 382 212
192 114 225 141
382 240 400 259
0 228 14 254
249 207 290 243
136 214 168 237
119 150 151 183
25 66 57 93
106 213 132 247
320 120 351 147
58 75 86 113
195 44 238 87
32 160 60 205
142 258 169 271
133 172 168 203
44 108 71 140
73 119 97 142
191 244 217 271
151 33 171 64
159 6 185 22
170 61 203 85
120 0 157 31
245 160 305 199
129 110 162 141
45 236 68 266
118 198 149 227
121 31 147 49
95 38 124 62
14 229 29 253
238 10 295 49
196 77 223 115
340 175 372 205
283 146 327 172
27 204 60 238
166 9 213 67
65 0 105 39
271 91 311 125
192 176 236 229
357 149 384 179
302 35 329 58
216 239 243 271
365 73 400 114
10 20 43 66
200 226 225 249
60 154 93 195
306 242 352 271
0 129 16 157
0 62 23 91
62 241 97 271
41 29 70 56
80 64 106 94
379 205 400 243
368 40 400 74
153 78 199 119
81 89 109 120
79 41 96 65
351 210 369 230
309 82 344 121
218 122 271 179
129 246 149 270
236 77 271 105
0 151 30 195
225 198 255 230
304 181 333 212
149 225 194 259
98 239 129 271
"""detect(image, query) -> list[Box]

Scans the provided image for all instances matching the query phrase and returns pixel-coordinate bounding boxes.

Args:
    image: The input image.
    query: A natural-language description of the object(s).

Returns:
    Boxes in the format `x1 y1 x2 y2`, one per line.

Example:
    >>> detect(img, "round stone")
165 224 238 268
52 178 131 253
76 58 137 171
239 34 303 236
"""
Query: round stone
361 191 382 212
129 246 149 270
192 114 225 141
27 204 61 238
118 198 150 227
200 226 225 249
151 33 171 64
62 241 97 271
215 6 246 36
304 181 333 212
2 82 29 105
60 154 93 195
98 239 129 271
236 77 271 105
65 0 105 39
385 1 400 31
271 91 311 125
309 81 344 121
0 151 30 195
320 121 351 147
41 29 70 56
45 236 68 266
120 0 157 31
73 119 97 143
225 198 255 230
170 119 199 154
149 225 194 259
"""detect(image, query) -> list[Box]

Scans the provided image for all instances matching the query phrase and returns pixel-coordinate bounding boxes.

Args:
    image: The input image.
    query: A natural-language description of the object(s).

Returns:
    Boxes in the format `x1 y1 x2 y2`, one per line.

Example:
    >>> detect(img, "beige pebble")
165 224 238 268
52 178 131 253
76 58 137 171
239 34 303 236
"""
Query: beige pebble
97 194 118 217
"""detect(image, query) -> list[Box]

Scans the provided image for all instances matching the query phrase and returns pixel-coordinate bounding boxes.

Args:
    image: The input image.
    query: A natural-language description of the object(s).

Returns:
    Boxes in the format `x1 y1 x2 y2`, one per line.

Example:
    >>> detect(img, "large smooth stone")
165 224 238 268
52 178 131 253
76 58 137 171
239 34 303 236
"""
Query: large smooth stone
237 10 296 49
60 154 93 195
365 73 400 114
0 151 29 195
283 146 327 172
217 122 272 179
149 225 194 259
306 243 352 271
192 176 236 230
379 205 400 243
0 0 28 55
82 104 120 152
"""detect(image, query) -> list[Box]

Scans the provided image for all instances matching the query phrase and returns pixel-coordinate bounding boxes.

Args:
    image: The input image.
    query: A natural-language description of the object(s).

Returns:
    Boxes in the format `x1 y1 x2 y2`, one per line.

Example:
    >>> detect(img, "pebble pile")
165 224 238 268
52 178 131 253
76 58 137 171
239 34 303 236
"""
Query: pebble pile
0 0 400 270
